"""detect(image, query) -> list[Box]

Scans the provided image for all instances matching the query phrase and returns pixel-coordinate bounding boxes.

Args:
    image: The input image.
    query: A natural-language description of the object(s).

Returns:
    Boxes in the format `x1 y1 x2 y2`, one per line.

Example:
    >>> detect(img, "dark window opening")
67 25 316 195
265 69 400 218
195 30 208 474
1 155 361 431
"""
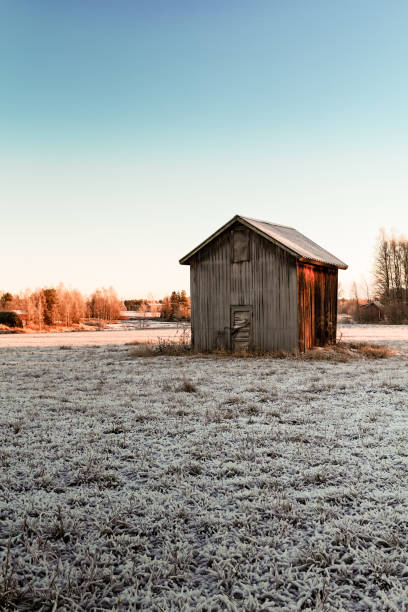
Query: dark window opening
233 229 249 262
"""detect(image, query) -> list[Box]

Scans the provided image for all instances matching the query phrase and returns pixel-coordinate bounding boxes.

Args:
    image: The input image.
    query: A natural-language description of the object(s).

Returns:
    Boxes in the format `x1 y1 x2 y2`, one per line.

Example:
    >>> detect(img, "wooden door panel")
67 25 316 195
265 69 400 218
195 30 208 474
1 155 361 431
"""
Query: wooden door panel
231 307 252 351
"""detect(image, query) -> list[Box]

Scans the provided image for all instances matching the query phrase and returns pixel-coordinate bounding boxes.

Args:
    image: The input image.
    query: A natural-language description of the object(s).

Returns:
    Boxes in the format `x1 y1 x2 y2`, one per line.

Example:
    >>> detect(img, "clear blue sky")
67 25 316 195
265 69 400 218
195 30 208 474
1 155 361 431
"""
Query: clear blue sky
1 0 408 298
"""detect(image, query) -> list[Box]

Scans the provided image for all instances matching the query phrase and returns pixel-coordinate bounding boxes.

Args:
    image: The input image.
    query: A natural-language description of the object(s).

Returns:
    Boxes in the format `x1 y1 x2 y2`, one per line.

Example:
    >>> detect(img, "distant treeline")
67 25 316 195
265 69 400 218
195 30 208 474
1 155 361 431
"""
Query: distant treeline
0 286 124 328
338 230 408 324
123 299 156 311
1 286 191 328
161 290 190 321
124 290 190 321
374 231 408 322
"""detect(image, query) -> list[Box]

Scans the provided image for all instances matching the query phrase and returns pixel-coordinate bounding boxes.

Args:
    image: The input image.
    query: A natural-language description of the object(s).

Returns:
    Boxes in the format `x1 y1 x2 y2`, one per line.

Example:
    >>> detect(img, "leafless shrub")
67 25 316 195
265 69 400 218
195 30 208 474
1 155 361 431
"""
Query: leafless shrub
353 343 395 359
176 380 197 393
11 420 23 434
129 336 191 357
245 403 261 416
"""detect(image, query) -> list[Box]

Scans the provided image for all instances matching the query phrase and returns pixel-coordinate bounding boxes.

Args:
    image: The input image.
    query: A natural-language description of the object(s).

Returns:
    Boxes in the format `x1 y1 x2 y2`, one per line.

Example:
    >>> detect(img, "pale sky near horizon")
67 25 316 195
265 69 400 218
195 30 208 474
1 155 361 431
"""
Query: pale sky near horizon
2 1 408 299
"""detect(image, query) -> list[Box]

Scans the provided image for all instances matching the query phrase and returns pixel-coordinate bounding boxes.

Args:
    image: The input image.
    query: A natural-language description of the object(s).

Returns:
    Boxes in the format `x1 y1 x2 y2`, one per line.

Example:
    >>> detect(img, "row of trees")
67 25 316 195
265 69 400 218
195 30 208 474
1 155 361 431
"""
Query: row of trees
124 291 190 321
0 285 124 328
124 294 162 318
1 286 191 327
338 230 408 324
161 290 190 321
374 231 408 322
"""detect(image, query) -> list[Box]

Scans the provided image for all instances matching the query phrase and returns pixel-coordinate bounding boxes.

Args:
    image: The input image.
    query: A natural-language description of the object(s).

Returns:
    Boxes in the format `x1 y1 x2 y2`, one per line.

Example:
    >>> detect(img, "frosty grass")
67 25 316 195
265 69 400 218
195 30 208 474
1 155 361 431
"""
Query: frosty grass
1 331 408 610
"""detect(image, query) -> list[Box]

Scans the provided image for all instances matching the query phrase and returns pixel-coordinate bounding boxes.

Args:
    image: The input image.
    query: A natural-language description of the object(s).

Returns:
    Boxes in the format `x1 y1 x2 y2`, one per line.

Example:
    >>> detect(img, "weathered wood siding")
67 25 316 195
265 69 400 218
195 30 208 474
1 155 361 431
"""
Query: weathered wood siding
190 224 298 352
297 263 338 352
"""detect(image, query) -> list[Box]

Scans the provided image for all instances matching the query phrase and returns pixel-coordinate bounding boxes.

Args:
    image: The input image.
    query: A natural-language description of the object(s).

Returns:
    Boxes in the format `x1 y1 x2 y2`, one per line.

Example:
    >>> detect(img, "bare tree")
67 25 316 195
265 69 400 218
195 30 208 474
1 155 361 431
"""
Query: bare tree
374 229 408 322
374 229 391 301
88 287 124 322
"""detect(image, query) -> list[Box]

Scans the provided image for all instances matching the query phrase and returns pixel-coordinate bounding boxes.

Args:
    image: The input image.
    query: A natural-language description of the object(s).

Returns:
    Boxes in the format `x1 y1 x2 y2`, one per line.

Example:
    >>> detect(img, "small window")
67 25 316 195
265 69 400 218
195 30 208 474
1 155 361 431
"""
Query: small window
233 229 249 262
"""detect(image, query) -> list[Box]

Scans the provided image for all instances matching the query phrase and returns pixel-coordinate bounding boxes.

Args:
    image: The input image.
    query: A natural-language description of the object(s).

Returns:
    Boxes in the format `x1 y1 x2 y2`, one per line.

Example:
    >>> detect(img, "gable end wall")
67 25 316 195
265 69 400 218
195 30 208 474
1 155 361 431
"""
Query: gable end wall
190 225 298 352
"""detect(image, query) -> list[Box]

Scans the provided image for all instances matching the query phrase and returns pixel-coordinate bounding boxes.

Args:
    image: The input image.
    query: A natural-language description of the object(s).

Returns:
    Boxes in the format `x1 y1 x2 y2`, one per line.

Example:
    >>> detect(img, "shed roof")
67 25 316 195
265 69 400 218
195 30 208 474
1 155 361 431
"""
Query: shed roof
361 300 384 310
180 215 348 269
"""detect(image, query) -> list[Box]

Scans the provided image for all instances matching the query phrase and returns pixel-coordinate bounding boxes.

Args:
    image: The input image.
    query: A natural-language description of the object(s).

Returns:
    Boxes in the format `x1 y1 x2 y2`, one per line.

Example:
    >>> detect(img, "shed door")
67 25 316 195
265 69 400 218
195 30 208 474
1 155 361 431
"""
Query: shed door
231 307 252 351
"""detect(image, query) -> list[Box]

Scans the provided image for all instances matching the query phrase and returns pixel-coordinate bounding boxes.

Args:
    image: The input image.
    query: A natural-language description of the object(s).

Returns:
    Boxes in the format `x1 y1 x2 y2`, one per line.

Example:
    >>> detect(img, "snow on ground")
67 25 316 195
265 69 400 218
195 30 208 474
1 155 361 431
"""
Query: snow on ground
338 324 408 352
2 322 408 352
0 325 189 348
1 344 408 609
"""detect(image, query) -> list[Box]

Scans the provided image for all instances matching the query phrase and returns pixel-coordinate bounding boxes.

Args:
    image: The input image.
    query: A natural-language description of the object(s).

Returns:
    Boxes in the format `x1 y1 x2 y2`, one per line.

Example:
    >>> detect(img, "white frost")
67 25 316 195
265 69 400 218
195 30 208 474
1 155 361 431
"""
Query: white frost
1 334 408 609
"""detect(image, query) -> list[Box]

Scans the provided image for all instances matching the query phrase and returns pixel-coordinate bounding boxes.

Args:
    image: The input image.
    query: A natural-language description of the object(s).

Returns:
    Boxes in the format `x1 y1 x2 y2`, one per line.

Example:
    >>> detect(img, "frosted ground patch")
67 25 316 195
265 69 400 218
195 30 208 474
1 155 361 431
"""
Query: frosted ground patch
338 324 408 354
1 322 408 352
1 345 408 609
0 322 189 348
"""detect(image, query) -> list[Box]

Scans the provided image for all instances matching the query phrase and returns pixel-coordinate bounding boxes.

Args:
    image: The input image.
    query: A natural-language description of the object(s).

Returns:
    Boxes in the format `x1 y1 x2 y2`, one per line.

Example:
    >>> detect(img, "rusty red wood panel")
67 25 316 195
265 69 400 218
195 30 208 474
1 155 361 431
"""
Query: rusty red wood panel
297 263 338 352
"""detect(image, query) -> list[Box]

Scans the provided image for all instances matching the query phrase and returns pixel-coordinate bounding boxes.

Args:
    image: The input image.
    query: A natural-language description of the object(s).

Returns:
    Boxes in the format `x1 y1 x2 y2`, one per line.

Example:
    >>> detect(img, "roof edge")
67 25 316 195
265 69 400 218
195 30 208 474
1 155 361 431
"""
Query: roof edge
179 215 240 264
180 214 302 264
180 215 348 269
298 257 348 270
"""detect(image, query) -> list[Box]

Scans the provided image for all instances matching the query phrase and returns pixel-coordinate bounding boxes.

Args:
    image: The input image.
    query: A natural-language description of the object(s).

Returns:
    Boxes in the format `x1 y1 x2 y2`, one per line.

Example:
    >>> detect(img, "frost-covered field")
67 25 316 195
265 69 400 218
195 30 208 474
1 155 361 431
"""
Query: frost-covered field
1 344 408 610
1 323 408 352
0 325 188 348
338 325 408 353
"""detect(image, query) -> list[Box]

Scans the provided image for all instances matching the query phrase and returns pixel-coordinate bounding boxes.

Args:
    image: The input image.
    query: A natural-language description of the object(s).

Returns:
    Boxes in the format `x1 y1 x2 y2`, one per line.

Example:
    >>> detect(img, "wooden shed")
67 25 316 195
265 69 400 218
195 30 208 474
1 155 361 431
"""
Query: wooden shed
180 215 348 352
360 300 385 322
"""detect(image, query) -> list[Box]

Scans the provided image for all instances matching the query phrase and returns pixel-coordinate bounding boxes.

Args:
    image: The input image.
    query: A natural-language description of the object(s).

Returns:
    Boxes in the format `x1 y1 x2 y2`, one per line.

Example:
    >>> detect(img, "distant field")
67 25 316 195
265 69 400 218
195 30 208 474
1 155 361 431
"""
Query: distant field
0 323 189 348
338 324 408 352
1 339 408 609
1 322 408 350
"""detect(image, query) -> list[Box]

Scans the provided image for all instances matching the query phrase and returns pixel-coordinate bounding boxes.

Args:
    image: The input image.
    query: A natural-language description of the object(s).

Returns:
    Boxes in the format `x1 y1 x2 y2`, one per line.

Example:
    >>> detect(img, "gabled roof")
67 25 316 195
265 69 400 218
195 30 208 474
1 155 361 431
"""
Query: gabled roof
179 215 348 269
361 300 384 310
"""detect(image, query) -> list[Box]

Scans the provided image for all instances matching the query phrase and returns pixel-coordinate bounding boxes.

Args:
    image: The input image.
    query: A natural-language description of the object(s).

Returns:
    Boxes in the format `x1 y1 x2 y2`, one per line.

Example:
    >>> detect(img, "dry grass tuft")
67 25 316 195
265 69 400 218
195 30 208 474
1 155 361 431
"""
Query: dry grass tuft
301 342 394 362
129 337 191 357
177 380 197 393
128 338 395 362
350 343 395 359
301 345 352 363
